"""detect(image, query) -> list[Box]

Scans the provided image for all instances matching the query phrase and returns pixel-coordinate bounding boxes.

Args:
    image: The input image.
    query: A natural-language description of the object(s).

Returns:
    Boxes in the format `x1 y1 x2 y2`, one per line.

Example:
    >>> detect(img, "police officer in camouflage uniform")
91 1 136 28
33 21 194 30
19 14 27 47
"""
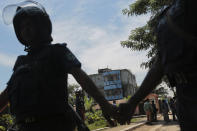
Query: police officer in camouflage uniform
118 0 197 130
0 1 117 131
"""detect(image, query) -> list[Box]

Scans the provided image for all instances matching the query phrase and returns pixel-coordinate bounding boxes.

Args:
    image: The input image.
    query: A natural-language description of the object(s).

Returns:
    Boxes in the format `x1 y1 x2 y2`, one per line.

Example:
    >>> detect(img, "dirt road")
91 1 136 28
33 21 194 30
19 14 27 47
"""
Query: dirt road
132 115 180 131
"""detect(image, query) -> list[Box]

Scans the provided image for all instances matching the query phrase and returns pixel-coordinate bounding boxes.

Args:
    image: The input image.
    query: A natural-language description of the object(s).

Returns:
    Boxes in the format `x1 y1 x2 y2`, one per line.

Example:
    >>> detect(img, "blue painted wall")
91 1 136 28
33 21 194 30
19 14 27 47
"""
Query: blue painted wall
103 70 123 100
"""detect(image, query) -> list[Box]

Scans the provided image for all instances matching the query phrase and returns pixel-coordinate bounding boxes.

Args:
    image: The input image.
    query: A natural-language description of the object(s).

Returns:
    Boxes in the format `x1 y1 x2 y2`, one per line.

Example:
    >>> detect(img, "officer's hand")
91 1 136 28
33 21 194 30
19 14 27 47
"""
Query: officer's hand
117 102 136 125
101 104 119 127
102 112 117 127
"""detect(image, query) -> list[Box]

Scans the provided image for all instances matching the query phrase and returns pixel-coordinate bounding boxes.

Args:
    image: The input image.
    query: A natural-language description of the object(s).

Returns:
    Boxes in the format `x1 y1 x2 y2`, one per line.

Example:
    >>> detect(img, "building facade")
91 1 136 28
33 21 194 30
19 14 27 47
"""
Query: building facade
89 68 137 101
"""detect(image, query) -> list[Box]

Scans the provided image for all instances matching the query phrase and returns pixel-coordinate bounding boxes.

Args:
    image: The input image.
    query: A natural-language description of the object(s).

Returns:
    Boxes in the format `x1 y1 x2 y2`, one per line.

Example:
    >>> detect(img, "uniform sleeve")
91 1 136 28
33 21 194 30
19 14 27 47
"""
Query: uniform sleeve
54 44 81 73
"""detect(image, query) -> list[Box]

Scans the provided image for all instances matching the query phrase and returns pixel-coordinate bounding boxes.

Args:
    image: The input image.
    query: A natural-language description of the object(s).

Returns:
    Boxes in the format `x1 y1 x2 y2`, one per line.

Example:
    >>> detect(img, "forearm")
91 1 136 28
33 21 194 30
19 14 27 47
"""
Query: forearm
71 68 110 108
128 60 164 107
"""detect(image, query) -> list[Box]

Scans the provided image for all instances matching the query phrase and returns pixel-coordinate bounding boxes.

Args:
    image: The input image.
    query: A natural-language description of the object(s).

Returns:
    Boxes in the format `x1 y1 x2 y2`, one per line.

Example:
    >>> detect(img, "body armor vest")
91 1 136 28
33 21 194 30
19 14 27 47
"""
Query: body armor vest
7 44 68 120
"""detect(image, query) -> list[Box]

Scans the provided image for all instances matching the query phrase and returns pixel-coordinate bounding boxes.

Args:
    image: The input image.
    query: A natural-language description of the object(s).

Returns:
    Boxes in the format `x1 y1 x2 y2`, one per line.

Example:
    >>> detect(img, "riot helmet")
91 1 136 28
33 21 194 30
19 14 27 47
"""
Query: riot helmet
2 1 52 47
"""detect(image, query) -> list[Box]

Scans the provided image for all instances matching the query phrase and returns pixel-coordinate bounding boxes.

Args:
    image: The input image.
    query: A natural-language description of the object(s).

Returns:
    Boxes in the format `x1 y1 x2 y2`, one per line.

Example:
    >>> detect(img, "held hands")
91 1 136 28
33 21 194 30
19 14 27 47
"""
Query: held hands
101 103 119 127
117 102 136 125
101 102 137 126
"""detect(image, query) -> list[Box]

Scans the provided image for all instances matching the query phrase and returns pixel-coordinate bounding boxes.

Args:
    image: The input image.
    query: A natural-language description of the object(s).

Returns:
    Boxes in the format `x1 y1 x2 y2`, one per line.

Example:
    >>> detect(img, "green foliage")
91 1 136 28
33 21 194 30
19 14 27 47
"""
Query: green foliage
84 96 95 112
123 0 150 16
84 96 104 128
124 95 131 101
85 110 107 130
86 119 106 130
123 0 173 16
0 126 5 131
121 0 174 69
85 110 105 124
131 118 137 123
0 114 13 130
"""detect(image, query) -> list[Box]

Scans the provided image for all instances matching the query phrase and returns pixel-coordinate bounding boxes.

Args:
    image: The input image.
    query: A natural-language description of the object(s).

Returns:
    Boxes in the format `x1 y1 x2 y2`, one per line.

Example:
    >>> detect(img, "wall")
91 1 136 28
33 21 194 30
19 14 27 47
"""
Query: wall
120 69 137 97
89 69 137 100
89 74 104 95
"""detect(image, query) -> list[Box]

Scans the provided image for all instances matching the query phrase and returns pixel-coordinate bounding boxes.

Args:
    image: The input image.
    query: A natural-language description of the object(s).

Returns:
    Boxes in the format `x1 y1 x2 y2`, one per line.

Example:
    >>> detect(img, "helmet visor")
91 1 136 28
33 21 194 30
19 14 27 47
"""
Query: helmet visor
2 0 46 25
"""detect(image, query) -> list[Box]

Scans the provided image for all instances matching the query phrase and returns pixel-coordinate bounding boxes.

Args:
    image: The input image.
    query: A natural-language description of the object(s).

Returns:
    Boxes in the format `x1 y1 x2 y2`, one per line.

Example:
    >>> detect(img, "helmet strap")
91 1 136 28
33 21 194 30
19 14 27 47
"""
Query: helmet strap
24 45 31 52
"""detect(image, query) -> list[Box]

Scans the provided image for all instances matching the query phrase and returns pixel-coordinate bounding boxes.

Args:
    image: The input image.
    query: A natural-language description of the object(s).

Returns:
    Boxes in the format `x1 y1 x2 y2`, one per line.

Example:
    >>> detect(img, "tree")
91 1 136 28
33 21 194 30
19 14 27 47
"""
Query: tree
121 0 174 68
67 84 80 106
121 0 177 95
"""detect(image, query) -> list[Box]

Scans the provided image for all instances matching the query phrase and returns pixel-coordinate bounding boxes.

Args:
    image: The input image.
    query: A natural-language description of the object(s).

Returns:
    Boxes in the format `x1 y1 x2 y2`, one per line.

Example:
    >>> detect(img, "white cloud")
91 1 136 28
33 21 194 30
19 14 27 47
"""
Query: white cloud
72 0 92 14
78 32 148 85
0 53 16 67
88 28 107 40
52 9 150 85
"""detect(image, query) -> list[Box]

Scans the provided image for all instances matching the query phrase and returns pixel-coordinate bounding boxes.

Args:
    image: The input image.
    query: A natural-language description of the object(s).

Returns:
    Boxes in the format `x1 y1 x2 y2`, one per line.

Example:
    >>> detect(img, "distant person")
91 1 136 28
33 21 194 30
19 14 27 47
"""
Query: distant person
169 97 177 121
143 99 152 124
112 100 117 107
161 100 170 123
75 90 85 121
151 101 157 121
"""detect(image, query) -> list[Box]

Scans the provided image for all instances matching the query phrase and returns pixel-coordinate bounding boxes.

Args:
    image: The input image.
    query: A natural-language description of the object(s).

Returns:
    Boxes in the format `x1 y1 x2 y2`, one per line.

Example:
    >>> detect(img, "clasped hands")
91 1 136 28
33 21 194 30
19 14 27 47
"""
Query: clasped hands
101 102 137 126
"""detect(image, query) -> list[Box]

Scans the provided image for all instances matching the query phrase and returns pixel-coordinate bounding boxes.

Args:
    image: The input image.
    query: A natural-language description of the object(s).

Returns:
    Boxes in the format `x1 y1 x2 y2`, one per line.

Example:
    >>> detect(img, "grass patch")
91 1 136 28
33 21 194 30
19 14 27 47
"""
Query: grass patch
86 119 107 130
131 118 137 123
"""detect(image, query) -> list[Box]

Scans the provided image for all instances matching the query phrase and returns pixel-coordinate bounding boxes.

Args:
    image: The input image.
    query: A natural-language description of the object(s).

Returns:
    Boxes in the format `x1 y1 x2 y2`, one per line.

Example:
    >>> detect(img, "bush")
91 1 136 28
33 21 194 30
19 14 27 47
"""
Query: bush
85 110 105 124
0 114 13 131
85 110 108 130
0 126 5 131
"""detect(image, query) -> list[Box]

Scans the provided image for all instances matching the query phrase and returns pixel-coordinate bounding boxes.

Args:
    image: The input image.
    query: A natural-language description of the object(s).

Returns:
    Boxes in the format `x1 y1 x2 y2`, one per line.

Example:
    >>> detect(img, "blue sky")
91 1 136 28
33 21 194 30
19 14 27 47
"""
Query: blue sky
0 0 150 92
